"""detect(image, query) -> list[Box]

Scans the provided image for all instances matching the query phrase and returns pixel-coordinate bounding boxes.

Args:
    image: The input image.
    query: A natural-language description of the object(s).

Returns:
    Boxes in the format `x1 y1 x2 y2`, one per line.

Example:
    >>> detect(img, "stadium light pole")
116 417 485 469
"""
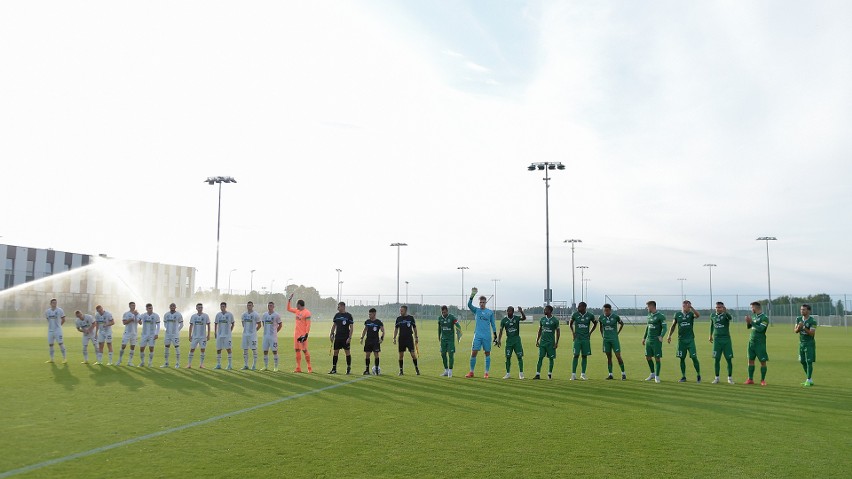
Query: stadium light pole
583 278 591 303
204 176 237 293
227 268 237 295
390 243 407 304
458 266 469 312
756 237 777 318
338 281 343 302
528 162 565 306
405 281 409 305
250 269 256 294
270 279 276 295
577 266 589 303
678 278 687 302
336 268 342 303
492 279 500 312
563 239 582 311
703 264 717 310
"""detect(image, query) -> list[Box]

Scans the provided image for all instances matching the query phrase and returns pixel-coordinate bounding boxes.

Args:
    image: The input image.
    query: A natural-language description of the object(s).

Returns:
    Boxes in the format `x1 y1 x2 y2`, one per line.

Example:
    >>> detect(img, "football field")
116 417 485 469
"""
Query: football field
1 321 850 478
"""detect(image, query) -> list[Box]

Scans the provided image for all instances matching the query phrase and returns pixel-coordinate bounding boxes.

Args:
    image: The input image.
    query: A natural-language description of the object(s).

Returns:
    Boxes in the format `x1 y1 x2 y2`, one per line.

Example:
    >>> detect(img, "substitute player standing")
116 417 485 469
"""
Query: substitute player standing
45 298 67 364
186 303 210 369
393 305 420 375
360 308 385 375
162 303 183 368
599 304 626 380
709 301 735 384
329 302 354 374
94 305 115 365
642 300 667 383
214 302 235 370
794 304 817 387
240 301 261 370
667 300 701 383
570 302 597 380
117 302 139 366
497 306 526 379
260 301 282 371
138 303 160 367
465 288 497 378
74 310 98 364
437 305 462 377
287 294 313 373
534 305 560 380
744 301 769 385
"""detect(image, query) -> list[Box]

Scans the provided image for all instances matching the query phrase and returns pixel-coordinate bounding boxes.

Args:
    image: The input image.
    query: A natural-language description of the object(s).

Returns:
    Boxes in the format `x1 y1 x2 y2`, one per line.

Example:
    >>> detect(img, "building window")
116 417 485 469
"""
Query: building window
3 258 13 289
26 260 35 282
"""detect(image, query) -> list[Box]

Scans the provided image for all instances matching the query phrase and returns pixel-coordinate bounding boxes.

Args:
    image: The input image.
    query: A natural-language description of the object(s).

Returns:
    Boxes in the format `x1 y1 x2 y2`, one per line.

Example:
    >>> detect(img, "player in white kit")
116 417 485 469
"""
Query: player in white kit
162 303 184 368
117 302 140 366
138 303 160 367
261 301 282 371
214 302 235 370
94 305 115 365
74 310 98 364
186 303 210 369
241 301 262 370
45 299 67 364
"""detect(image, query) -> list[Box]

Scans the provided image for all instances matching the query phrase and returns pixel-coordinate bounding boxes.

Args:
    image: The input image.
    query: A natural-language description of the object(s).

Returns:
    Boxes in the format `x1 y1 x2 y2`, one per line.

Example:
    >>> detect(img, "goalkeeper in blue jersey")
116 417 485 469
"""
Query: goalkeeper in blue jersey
464 287 497 378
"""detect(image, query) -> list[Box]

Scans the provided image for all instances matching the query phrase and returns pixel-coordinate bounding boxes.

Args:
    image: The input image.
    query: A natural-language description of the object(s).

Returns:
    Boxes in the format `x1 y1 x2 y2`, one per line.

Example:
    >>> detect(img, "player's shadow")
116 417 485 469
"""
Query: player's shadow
87 366 146 391
50 362 80 391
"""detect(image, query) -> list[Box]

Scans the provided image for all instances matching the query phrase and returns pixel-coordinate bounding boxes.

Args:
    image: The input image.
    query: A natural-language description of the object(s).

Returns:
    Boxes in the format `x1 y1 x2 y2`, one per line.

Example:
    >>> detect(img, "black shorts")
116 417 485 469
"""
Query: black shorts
364 341 381 353
333 337 351 351
398 337 415 353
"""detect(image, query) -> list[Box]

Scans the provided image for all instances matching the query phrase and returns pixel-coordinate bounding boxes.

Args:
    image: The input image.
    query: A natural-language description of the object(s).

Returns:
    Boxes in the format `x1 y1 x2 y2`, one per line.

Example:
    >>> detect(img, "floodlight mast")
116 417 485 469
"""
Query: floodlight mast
527 162 565 306
204 176 237 292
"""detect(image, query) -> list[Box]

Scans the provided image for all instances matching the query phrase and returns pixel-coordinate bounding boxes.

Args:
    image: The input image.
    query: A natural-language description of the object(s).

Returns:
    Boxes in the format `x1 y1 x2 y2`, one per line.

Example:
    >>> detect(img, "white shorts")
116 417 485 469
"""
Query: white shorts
262 336 278 352
190 337 207 349
216 337 232 350
140 335 156 348
48 330 64 344
121 333 138 346
241 335 258 350
98 330 113 343
164 335 180 347
82 335 97 348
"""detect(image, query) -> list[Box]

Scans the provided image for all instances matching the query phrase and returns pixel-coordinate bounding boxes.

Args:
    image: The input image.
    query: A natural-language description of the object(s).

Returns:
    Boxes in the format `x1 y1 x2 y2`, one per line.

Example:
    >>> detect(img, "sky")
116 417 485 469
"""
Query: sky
2 1 851 309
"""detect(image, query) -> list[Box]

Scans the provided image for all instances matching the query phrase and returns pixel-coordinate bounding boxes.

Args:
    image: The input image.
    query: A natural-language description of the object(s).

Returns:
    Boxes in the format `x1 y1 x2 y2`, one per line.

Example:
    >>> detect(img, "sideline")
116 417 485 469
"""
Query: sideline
0 376 370 478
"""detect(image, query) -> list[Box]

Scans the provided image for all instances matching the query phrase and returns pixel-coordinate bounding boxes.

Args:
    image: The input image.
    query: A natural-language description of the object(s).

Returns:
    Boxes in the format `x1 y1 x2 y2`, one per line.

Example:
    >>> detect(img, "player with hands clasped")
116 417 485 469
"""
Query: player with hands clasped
465 288 497 378
138 303 160 367
117 301 139 366
45 298 67 364
214 302 235 370
642 300 667 383
534 305 560 380
599 303 626 380
240 301 262 370
667 300 701 383
329 302 354 374
94 305 115 365
794 304 817 387
438 305 462 377
497 306 526 379
744 301 769 385
360 308 385 375
161 303 183 368
393 305 420 375
709 301 735 384
570 301 597 380
186 303 211 369
74 310 98 364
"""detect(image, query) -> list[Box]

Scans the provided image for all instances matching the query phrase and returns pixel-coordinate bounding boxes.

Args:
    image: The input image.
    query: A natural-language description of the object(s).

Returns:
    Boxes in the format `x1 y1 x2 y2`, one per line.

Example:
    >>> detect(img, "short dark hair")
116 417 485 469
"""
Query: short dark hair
368 308 376 313
196 303 203 307
129 301 136 306
716 301 725 306
440 305 448 311
74 310 81 315
646 300 656 307
802 304 812 311
220 302 227 307
578 301 587 308
603 303 612 309
544 305 553 313
750 301 761 307
479 296 487 302
268 301 275 306
146 303 153 308
50 298 57 303
338 302 345 307
247 301 254 305
400 305 408 311
297 300 305 307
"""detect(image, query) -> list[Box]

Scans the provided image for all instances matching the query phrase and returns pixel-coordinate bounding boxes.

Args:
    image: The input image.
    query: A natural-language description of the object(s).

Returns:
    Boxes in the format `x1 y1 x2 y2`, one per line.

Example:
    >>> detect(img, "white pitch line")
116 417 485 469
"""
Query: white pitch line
0 376 369 478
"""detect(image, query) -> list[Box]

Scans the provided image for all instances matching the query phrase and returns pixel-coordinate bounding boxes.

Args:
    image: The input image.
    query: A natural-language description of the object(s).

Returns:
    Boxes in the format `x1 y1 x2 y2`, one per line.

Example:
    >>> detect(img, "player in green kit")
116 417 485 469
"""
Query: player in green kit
666 300 701 383
599 304 626 380
437 306 462 377
744 301 769 385
496 306 526 379
569 302 597 380
642 300 667 383
709 301 735 384
534 305 560 380
794 304 817 387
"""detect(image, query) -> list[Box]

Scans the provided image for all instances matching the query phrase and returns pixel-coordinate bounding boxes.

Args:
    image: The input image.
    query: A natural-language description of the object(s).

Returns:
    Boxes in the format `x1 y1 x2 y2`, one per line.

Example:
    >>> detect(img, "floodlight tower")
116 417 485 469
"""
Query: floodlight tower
204 176 237 293
527 162 565 305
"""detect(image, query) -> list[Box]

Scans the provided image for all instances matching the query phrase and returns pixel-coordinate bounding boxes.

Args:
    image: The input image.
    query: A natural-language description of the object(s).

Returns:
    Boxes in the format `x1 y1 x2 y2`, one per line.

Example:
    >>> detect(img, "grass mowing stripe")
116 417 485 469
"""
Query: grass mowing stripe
0 375 369 478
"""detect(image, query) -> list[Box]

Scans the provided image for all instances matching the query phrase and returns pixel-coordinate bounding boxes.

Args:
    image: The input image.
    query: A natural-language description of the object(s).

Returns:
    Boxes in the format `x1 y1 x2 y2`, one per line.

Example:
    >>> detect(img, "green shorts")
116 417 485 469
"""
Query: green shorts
538 343 556 359
712 338 734 359
644 340 663 358
676 338 698 359
747 340 768 362
505 338 524 358
440 338 455 354
573 338 591 356
798 342 816 363
602 338 621 354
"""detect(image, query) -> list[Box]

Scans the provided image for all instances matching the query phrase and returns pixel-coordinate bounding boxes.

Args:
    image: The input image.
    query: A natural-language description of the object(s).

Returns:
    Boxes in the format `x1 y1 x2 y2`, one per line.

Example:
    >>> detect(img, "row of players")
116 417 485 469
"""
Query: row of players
42 290 819 386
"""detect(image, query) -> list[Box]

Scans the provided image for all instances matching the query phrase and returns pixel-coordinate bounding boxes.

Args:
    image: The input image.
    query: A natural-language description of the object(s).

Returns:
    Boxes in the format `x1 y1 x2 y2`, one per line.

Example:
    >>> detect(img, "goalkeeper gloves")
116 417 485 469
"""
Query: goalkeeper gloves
297 334 309 343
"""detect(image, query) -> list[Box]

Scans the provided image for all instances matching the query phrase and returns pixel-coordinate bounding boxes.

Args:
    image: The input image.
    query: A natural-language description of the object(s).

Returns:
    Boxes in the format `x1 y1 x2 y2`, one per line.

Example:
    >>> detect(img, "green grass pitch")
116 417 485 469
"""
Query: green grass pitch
1 320 851 478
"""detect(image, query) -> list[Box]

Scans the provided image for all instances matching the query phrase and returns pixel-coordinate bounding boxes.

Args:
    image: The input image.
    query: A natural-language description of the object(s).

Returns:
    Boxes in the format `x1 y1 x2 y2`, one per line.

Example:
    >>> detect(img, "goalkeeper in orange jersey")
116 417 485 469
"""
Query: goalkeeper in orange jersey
287 293 313 373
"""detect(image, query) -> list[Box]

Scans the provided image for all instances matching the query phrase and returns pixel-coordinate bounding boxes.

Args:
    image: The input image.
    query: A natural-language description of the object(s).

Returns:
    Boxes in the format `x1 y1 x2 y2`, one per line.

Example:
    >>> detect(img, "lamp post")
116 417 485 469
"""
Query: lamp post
270 279 276 295
338 281 343 302
756 237 778 317
576 266 589 303
204 176 237 293
228 268 237 295
458 266 469 312
527 162 565 306
336 268 342 303
583 278 591 303
390 243 408 304
405 281 409 305
678 278 687 302
563 239 582 311
492 279 500 312
250 269 256 294
703 264 717 309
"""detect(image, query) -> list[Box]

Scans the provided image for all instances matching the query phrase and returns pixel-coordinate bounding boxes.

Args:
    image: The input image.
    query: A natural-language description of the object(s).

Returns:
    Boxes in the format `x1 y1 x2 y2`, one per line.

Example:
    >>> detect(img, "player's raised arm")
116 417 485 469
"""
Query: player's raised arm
467 287 478 312
519 307 526 321
287 294 297 314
